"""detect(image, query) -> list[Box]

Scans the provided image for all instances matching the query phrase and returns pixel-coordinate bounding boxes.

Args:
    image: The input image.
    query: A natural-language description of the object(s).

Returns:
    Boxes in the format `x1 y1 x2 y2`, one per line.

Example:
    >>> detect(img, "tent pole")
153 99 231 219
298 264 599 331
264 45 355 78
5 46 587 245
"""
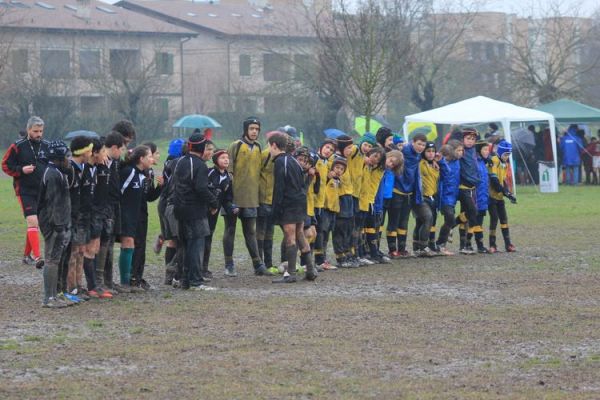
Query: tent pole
549 118 559 191
501 119 516 195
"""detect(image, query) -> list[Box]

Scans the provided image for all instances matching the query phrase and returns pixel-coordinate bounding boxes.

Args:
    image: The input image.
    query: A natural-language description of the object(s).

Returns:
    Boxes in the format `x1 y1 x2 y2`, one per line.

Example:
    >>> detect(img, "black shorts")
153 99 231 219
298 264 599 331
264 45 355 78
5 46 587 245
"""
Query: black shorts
120 207 141 238
275 206 306 226
90 212 114 241
71 218 90 246
18 194 38 217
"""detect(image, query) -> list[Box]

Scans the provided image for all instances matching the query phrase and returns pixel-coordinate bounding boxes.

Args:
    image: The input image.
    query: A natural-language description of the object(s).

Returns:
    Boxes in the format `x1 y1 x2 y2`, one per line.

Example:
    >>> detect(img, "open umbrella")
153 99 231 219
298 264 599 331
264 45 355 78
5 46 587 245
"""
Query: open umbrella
511 127 536 147
407 122 438 141
172 114 222 130
323 128 346 139
353 115 391 136
64 130 99 140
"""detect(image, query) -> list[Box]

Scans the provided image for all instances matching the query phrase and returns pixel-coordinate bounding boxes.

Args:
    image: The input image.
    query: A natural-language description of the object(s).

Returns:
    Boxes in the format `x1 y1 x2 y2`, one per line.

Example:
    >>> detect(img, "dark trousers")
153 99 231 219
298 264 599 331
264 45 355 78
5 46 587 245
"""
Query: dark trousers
364 209 381 257
315 209 335 265
488 198 511 248
44 229 70 303
414 197 436 249
131 215 148 282
436 205 456 246
178 218 207 288
386 192 411 252
333 216 352 259
223 214 261 268
203 212 219 270
411 202 433 250
256 206 275 267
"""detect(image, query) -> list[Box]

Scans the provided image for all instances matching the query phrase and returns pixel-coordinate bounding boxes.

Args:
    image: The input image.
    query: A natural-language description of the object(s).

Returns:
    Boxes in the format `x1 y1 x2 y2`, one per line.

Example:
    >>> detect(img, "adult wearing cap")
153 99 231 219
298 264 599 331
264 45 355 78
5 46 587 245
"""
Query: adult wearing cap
224 117 272 276
2 116 49 268
38 140 71 308
171 133 218 290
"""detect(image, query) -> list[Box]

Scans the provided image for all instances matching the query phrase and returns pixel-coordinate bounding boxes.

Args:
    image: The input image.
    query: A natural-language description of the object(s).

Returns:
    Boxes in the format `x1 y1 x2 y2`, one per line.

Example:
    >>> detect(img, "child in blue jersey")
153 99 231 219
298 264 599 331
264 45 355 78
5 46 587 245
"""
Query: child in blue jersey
435 142 461 255
472 140 491 253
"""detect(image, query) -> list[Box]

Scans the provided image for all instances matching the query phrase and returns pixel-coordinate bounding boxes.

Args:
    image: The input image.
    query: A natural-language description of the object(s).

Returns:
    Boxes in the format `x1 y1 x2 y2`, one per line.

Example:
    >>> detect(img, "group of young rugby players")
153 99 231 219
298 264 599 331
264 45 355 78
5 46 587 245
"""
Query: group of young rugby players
2 116 518 307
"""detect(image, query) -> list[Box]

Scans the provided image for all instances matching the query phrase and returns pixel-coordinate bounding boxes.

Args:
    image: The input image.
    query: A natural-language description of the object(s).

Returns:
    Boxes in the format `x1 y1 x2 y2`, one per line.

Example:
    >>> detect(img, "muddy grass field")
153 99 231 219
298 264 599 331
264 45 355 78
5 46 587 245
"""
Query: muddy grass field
1 182 599 399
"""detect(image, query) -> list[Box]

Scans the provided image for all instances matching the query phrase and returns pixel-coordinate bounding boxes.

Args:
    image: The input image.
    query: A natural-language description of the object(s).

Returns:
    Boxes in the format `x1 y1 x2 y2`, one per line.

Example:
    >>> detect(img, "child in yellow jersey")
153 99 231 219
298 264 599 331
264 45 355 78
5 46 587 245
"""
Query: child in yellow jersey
313 139 336 269
358 147 386 263
332 135 356 268
350 133 377 266
487 140 517 253
319 157 347 269
415 142 441 255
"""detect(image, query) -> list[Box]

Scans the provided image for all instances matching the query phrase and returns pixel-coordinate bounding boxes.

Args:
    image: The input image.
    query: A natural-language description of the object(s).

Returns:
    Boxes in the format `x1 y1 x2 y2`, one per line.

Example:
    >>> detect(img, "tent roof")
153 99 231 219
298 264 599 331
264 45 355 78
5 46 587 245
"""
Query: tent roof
535 98 600 123
405 96 555 124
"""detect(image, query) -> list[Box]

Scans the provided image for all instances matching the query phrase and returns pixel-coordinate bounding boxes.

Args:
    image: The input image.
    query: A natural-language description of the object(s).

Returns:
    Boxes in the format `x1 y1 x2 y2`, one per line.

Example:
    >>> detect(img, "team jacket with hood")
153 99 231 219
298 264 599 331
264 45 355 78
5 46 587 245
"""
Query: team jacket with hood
228 138 261 208
438 158 460 207
172 154 218 220
476 156 490 211
359 165 384 212
272 153 307 221
314 155 330 209
394 143 423 205
2 138 49 196
38 162 71 236
459 146 480 189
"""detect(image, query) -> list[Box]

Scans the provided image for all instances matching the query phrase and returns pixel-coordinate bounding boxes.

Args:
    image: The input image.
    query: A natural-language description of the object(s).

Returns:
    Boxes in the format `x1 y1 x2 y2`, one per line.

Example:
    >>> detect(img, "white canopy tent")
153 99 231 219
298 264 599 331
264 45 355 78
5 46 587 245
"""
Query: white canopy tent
403 96 558 192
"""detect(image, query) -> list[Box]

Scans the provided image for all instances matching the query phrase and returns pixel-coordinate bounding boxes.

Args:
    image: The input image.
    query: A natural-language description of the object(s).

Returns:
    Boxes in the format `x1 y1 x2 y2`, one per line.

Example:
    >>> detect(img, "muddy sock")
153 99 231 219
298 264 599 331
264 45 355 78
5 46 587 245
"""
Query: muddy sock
459 225 466 248
263 240 273 268
302 251 315 274
489 230 497 248
119 248 133 285
24 232 31 257
501 225 511 248
386 233 397 253
285 244 298 274
165 246 176 266
83 257 96 291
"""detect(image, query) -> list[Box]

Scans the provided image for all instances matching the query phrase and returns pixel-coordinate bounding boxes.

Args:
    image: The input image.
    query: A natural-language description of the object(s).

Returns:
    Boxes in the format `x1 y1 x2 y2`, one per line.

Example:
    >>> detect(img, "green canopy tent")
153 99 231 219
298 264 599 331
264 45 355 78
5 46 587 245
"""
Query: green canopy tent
535 99 600 123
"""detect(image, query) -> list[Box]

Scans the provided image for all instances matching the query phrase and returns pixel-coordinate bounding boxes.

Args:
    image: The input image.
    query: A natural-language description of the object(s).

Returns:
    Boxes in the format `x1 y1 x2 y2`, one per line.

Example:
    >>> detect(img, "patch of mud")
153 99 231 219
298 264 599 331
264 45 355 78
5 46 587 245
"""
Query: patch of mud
1 358 139 382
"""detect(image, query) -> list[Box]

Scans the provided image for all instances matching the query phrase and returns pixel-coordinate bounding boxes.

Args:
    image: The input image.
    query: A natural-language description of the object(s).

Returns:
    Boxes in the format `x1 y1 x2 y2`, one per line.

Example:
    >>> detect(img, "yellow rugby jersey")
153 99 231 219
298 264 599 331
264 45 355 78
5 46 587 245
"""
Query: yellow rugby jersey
488 154 508 200
314 156 330 208
307 176 316 217
347 145 365 198
420 159 439 197
324 177 341 213
358 166 384 212
228 139 262 208
258 148 274 205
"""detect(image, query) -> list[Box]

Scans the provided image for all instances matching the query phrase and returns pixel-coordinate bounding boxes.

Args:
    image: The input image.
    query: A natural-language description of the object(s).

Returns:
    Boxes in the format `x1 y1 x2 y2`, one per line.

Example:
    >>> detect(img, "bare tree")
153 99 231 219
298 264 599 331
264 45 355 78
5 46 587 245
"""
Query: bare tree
506 1 599 105
311 0 423 132
408 2 480 111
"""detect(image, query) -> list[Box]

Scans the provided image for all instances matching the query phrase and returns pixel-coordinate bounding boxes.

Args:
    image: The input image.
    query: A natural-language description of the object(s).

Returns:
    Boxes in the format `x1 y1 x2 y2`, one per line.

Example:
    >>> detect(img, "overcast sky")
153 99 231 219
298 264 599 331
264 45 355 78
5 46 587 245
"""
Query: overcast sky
458 0 598 17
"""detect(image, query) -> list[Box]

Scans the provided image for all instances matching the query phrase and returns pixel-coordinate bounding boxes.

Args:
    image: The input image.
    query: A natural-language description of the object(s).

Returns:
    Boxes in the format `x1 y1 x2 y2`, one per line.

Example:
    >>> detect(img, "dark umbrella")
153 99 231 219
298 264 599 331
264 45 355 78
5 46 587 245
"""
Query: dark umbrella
64 130 100 140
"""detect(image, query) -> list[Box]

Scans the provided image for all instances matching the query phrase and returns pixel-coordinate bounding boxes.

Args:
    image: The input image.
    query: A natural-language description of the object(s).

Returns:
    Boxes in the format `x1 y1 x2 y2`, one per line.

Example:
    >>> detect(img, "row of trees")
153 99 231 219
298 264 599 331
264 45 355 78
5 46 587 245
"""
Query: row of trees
1 0 599 145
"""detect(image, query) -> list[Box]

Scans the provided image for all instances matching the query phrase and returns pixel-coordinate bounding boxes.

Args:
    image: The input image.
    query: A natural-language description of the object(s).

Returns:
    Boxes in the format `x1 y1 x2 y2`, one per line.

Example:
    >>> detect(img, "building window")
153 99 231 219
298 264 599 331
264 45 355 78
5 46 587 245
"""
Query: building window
155 52 174 75
239 54 251 76
263 53 292 81
264 95 288 114
235 97 257 113
293 54 310 81
41 49 70 78
11 49 28 73
110 49 141 79
155 98 169 121
468 42 481 61
79 50 101 78
80 96 105 114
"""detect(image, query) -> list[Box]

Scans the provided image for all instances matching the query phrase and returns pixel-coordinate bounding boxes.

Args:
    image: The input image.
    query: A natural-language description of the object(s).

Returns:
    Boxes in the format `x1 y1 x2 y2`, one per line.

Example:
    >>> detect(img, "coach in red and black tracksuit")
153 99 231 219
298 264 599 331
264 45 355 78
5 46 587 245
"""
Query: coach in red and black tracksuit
1 116 49 268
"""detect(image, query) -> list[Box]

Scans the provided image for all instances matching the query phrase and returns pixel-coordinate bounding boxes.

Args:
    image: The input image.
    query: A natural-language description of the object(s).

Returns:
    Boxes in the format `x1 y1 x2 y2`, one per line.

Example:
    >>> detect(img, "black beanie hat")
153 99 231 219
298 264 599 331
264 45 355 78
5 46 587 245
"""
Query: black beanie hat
336 134 353 153
319 138 336 152
376 127 393 147
188 133 207 153
243 116 260 137
425 141 436 151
